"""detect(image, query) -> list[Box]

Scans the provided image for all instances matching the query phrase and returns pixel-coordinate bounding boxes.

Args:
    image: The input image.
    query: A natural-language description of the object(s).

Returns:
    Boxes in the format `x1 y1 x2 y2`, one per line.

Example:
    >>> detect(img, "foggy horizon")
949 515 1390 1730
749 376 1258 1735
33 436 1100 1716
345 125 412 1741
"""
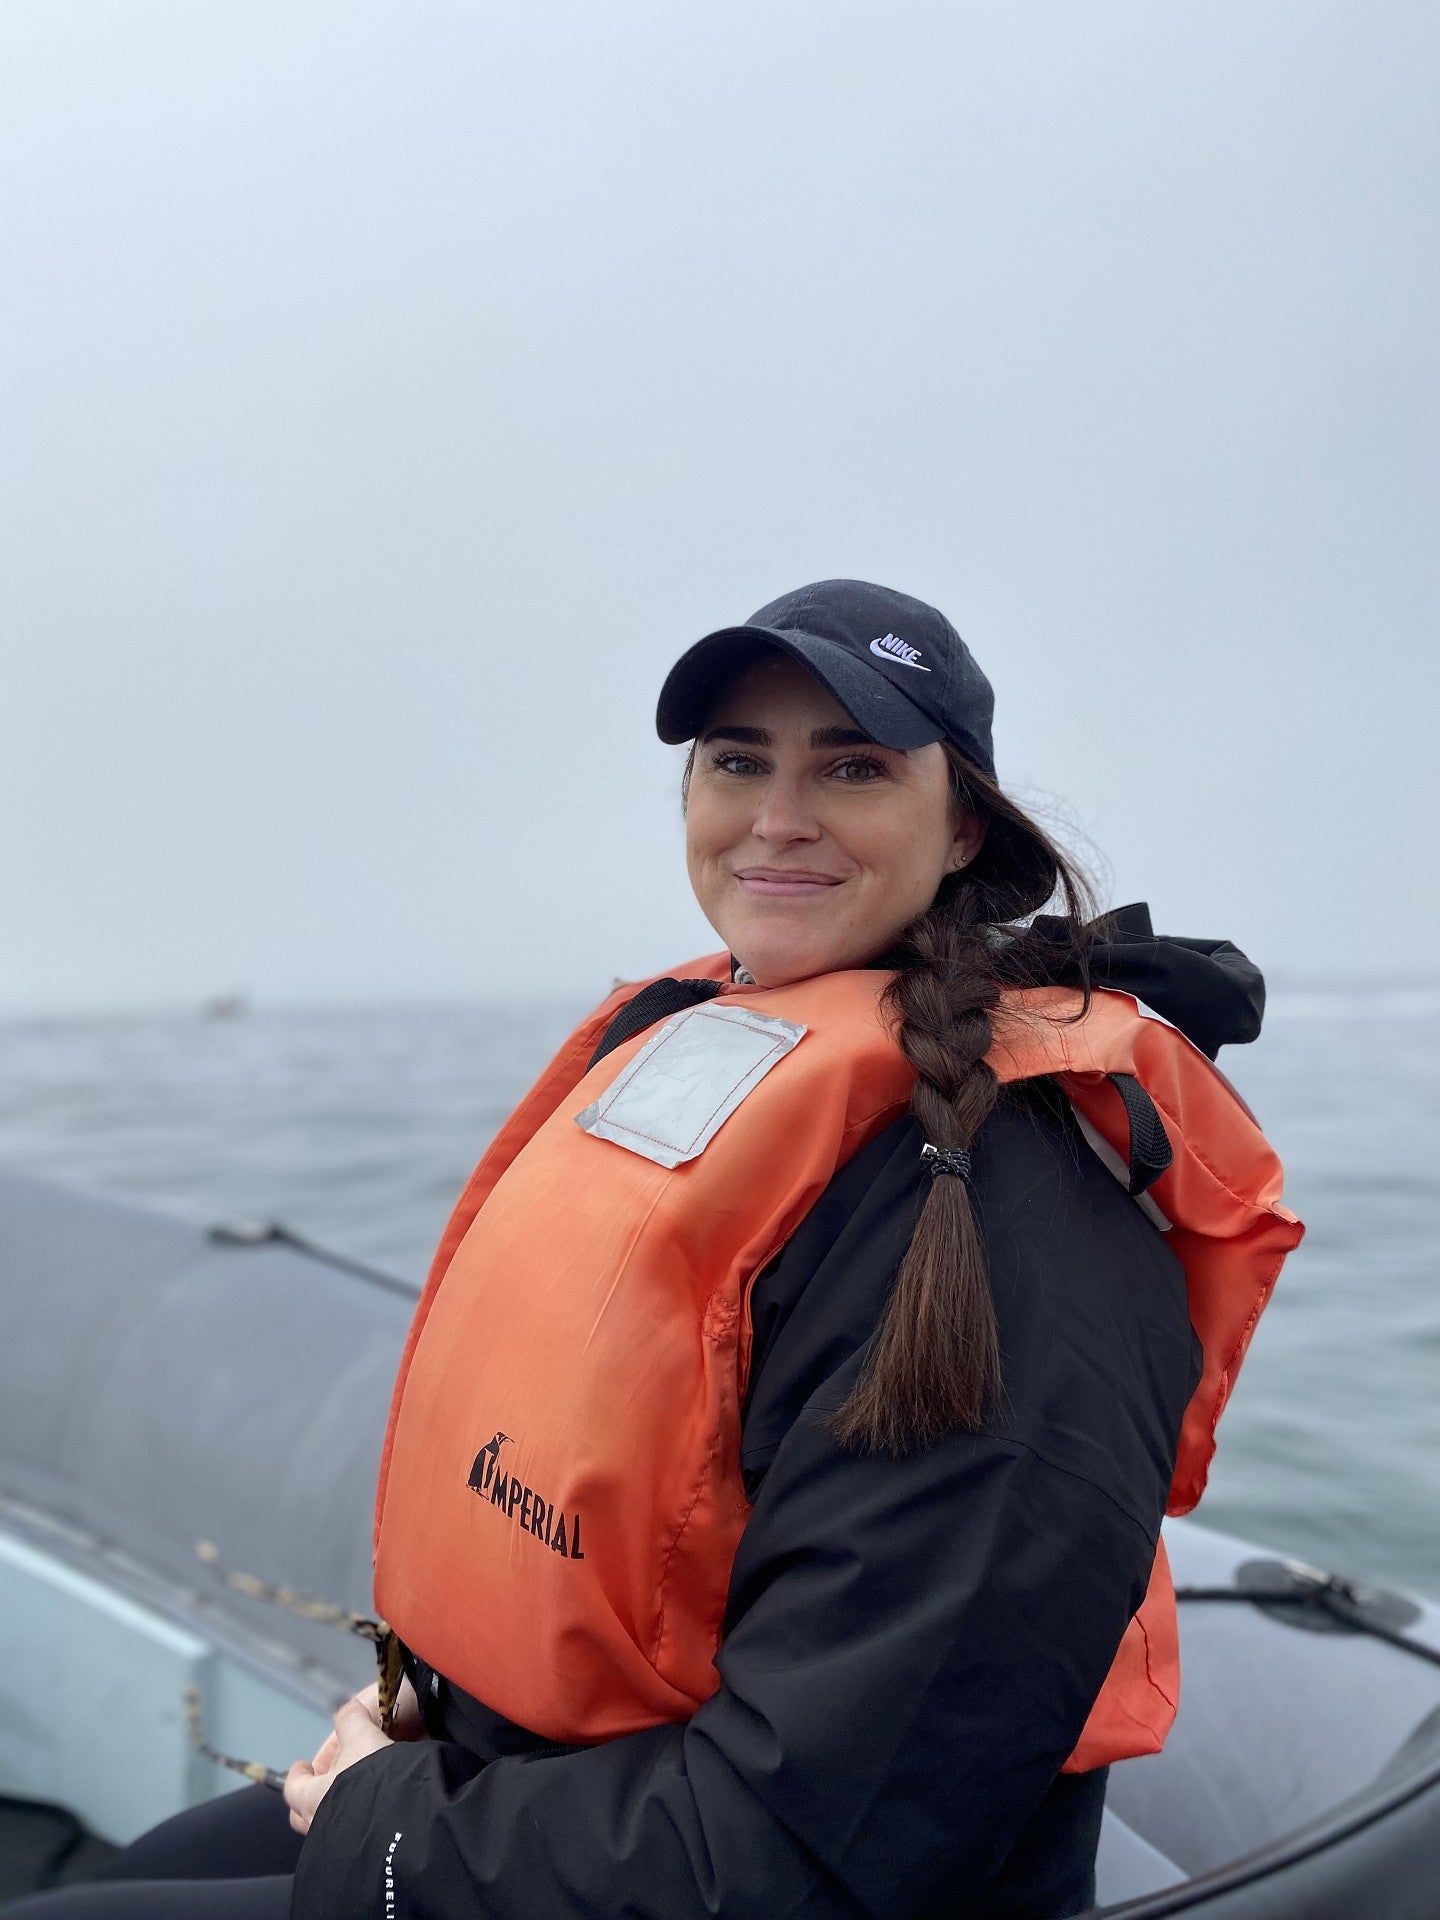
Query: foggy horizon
4 2 1436 1014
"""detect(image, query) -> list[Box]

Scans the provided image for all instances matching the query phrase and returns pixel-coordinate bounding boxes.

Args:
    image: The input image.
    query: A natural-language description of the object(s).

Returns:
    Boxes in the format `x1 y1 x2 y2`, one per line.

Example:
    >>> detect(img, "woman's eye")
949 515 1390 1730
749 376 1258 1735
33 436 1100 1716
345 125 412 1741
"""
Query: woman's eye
710 750 765 776
831 755 887 782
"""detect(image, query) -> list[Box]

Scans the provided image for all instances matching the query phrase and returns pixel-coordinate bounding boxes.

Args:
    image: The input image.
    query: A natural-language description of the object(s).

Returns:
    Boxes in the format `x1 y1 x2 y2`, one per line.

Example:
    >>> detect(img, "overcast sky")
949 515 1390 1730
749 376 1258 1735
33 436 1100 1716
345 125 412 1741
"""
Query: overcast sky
2 1 1435 1012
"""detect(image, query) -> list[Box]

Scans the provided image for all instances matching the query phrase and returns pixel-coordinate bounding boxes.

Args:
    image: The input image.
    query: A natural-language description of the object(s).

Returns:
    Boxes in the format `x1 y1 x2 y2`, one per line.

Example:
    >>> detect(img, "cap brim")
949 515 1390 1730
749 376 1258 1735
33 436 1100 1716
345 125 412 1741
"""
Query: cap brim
656 626 944 750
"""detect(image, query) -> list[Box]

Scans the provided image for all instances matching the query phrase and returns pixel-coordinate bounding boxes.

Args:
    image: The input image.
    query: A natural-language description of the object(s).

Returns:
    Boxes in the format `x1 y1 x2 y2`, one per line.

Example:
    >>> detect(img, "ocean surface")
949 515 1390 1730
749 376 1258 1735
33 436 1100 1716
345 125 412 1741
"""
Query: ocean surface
2 987 1436 1597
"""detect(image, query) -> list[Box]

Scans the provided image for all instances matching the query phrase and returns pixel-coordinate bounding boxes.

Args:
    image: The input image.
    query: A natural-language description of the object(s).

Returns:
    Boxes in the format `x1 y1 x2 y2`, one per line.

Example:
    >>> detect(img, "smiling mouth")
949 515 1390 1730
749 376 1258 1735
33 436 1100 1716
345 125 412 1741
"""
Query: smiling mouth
732 869 846 897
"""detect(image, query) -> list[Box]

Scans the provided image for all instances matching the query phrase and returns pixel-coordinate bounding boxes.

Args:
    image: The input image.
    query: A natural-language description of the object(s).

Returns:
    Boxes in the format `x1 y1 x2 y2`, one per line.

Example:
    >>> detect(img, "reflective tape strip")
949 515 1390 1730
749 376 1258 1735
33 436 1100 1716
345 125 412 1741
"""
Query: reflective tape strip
575 1003 807 1169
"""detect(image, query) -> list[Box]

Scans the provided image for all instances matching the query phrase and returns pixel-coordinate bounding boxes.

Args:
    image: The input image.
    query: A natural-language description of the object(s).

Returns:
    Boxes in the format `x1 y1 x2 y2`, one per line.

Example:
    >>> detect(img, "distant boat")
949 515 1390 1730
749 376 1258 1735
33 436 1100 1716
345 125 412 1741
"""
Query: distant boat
1 1164 1436 1914
200 992 249 1020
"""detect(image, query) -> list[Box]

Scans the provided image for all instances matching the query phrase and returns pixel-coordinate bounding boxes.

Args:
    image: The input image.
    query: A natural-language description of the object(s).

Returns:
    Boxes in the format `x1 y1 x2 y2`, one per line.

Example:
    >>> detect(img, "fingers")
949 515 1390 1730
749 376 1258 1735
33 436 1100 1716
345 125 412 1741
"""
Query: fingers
347 1673 425 1741
284 1692 395 1837
330 1695 394 1762
284 1760 319 1837
333 1695 380 1739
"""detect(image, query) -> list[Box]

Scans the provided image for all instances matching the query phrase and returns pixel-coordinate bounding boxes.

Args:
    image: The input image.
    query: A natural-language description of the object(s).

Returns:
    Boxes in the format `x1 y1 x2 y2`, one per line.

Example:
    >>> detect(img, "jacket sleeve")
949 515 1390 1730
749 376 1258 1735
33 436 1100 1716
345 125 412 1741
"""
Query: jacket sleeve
292 1401 1160 1919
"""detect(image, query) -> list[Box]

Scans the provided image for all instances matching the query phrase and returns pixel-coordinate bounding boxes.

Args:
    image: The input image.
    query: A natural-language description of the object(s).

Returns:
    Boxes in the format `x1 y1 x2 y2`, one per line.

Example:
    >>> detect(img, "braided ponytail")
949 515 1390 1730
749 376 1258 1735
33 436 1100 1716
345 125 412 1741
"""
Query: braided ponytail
828 751 1097 1456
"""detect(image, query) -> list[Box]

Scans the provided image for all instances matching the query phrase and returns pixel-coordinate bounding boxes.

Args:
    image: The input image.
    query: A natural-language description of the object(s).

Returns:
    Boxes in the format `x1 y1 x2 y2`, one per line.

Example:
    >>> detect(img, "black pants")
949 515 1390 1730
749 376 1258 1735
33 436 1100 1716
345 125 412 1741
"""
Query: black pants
3 1787 299 1919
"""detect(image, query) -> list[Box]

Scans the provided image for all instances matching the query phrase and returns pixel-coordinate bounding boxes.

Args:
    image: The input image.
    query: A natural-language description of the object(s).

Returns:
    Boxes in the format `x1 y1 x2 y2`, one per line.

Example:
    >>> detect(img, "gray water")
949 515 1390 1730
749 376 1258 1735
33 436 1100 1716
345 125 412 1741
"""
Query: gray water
1 989 1436 1597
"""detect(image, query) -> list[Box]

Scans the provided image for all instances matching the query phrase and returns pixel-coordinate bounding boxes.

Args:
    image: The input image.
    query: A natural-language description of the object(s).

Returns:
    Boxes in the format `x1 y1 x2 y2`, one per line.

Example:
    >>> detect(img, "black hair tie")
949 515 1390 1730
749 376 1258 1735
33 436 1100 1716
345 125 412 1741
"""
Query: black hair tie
921 1143 972 1181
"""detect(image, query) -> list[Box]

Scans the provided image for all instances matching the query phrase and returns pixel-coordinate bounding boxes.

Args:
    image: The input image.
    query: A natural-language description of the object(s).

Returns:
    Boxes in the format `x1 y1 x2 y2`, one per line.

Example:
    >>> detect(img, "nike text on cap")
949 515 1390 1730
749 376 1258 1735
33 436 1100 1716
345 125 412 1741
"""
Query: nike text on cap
655 579 996 776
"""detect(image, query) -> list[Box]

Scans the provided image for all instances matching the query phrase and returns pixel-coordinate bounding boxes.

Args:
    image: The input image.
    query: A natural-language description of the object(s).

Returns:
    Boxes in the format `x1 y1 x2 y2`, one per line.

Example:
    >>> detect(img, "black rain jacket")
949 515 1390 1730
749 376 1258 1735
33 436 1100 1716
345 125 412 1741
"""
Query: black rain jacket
292 908 1262 1920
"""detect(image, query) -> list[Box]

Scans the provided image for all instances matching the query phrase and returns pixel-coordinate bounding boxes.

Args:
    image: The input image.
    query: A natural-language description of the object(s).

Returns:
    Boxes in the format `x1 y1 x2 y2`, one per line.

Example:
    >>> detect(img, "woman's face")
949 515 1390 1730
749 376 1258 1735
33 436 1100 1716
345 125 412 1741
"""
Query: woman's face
685 653 985 987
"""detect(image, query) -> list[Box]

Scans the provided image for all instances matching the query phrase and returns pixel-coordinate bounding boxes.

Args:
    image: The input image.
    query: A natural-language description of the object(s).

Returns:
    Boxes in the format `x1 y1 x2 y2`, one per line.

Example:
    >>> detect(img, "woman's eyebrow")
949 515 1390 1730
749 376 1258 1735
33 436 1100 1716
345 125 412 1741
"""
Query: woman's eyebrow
700 724 770 745
698 723 882 749
809 725 878 748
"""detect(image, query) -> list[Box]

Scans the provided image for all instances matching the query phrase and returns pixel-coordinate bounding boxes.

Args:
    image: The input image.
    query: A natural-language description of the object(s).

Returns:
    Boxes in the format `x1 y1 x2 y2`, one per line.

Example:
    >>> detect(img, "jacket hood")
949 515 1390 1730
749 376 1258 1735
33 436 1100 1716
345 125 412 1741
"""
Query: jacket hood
1031 901 1265 1059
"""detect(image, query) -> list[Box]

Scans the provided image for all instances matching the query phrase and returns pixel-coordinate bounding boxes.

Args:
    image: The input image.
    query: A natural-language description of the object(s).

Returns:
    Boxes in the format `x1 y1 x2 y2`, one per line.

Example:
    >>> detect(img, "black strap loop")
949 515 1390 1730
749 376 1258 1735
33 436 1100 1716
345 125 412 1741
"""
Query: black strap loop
588 977 724 1070
1108 1072 1173 1197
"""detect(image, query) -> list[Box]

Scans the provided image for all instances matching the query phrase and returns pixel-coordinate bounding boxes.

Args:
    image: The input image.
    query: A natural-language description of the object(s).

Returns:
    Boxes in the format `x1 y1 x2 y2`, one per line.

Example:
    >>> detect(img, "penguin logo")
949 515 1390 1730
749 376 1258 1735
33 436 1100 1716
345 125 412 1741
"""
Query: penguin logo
467 1431 510 1496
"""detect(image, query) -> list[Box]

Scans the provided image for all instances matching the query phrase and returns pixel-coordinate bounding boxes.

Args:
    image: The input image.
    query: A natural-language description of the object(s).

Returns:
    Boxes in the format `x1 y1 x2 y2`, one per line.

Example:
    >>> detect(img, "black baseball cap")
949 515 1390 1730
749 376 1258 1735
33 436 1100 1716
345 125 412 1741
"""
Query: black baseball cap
655 578 996 776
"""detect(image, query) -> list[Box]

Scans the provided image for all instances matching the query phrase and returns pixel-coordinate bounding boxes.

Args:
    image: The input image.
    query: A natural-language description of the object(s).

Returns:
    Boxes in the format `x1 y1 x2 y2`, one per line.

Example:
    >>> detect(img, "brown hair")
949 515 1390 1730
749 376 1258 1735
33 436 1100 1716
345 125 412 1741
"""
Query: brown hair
681 738 1098 1455
827 748 1097 1454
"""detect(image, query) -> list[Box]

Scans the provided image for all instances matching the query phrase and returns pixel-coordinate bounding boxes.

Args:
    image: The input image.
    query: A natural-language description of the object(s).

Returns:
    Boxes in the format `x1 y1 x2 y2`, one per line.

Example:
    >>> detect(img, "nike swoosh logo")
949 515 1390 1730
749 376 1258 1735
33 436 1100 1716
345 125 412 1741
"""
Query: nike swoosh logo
869 637 930 671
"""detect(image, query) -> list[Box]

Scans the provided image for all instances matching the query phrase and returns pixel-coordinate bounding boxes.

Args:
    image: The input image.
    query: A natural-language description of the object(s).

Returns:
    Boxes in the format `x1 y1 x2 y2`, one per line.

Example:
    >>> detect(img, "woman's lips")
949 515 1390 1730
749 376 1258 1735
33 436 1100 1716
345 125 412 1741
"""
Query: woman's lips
732 868 846 898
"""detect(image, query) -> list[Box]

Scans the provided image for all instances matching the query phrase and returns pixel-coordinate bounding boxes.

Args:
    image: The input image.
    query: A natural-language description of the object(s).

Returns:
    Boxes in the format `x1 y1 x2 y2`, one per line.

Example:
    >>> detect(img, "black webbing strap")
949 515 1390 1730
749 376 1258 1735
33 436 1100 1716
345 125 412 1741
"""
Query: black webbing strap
1108 1072 1173 1197
587 976 724 1070
1176 1575 1440 1671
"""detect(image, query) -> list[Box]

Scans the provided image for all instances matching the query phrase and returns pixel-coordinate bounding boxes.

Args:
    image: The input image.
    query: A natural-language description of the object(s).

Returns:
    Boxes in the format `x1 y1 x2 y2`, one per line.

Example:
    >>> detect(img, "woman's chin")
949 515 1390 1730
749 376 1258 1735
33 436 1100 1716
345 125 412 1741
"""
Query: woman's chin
732 939 862 989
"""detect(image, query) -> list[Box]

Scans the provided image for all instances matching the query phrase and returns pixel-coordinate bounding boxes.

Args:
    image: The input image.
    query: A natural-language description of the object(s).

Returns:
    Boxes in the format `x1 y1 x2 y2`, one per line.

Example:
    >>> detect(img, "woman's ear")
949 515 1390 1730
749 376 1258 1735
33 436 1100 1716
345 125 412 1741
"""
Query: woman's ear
949 810 988 873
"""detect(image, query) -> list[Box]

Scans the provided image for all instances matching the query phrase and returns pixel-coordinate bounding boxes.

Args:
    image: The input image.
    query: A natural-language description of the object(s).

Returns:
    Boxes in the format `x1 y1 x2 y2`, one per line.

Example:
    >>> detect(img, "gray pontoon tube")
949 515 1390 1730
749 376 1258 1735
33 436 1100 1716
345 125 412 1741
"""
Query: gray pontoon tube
1 1165 1437 1913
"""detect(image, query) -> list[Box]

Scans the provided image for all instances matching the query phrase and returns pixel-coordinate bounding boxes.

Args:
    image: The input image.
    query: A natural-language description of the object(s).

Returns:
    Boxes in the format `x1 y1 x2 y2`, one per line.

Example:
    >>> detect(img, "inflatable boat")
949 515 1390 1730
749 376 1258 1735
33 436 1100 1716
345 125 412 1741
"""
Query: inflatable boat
1 1163 1436 1914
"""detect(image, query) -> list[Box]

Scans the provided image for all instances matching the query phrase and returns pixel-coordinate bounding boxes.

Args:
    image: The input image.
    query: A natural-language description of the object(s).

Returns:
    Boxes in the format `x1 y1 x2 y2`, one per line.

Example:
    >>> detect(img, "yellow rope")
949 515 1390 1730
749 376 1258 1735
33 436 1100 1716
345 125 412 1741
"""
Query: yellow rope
193 1541 402 1733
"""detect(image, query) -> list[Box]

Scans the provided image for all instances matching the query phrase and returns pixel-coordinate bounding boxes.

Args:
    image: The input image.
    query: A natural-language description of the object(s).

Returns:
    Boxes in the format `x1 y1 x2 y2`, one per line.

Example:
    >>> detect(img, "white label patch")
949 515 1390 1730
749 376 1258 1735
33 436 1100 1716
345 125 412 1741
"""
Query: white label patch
575 1002 806 1168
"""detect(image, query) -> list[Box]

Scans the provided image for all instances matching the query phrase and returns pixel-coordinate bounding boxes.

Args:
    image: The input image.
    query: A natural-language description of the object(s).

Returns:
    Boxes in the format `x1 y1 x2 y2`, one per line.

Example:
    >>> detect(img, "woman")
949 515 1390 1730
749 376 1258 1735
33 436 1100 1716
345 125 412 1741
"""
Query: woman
16 579 1300 1920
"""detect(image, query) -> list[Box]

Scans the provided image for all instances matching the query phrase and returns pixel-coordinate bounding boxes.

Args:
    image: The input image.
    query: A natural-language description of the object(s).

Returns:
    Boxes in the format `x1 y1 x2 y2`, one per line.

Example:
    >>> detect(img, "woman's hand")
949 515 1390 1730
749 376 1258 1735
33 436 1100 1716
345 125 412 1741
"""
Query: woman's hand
285 1675 422 1835
361 1674 426 1742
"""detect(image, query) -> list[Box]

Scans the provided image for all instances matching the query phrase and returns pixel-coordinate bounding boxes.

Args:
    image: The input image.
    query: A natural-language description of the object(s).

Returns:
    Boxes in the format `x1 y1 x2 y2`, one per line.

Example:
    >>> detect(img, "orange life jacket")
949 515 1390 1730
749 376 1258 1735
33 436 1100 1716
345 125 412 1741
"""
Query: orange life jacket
373 957 1302 1774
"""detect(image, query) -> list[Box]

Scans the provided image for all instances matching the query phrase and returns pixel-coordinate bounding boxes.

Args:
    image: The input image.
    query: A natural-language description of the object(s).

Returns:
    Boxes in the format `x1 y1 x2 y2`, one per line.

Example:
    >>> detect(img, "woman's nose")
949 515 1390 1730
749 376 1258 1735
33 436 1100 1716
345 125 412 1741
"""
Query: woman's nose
750 777 822 844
